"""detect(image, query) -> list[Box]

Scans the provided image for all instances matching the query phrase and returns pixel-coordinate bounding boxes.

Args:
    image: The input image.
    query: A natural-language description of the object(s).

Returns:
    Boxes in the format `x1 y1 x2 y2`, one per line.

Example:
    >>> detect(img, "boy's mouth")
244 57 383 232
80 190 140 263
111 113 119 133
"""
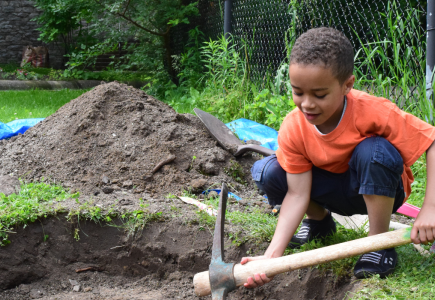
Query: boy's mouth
304 112 320 120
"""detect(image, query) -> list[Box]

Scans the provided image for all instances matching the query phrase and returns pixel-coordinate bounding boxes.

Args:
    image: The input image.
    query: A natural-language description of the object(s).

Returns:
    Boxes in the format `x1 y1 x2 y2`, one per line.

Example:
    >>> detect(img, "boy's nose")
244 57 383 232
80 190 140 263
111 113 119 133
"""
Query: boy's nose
301 97 316 110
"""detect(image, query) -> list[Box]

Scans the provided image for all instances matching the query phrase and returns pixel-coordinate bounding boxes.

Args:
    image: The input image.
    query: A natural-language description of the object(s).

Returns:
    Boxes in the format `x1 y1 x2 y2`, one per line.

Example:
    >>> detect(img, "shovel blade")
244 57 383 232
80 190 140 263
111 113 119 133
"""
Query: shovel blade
194 108 242 152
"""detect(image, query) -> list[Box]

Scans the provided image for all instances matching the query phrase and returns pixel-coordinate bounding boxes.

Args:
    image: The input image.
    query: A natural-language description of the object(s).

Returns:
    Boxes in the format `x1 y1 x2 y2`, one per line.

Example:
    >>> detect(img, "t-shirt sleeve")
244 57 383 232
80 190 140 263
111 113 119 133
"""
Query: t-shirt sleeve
383 103 435 167
276 115 313 174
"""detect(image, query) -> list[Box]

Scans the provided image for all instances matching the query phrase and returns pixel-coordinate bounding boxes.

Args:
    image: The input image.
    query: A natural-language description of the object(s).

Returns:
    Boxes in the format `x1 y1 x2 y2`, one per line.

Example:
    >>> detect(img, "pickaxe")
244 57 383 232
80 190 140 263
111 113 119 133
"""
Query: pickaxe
193 184 415 299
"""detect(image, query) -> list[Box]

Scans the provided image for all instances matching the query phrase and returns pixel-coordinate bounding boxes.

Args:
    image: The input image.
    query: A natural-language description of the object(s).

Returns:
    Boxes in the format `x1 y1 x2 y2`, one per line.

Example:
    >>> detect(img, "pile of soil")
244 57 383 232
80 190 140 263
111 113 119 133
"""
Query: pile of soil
0 82 259 206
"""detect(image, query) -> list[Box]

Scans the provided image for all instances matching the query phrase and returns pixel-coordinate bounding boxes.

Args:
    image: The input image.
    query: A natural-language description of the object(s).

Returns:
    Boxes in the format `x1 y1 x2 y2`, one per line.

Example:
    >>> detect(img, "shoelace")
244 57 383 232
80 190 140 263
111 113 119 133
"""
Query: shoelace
295 224 310 239
360 252 382 264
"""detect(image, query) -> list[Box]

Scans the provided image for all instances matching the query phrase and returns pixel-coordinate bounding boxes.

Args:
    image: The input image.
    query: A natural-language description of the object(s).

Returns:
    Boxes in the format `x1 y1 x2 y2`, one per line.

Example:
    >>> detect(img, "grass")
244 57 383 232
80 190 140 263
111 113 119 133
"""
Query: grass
351 243 435 299
0 89 88 123
0 180 78 246
0 180 165 245
67 197 165 240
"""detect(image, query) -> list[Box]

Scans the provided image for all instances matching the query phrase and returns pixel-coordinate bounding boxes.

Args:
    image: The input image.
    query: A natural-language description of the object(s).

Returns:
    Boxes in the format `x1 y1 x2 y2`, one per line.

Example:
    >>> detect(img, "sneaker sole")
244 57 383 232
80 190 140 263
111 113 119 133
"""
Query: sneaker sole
354 268 395 279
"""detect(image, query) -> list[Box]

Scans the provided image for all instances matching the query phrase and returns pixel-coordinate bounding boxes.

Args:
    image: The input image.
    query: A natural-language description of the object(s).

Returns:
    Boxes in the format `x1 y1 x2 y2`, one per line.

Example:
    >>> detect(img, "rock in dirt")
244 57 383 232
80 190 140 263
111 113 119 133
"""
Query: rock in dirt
207 190 219 199
101 186 114 194
189 178 208 192
68 279 78 287
29 288 45 299
0 82 259 204
0 175 20 196
101 174 110 184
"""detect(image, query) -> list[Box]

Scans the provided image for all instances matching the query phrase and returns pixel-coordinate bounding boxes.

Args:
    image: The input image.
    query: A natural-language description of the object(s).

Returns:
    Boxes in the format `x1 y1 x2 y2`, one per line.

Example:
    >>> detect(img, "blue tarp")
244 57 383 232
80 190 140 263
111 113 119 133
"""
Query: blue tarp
225 118 278 150
203 189 242 200
0 118 44 140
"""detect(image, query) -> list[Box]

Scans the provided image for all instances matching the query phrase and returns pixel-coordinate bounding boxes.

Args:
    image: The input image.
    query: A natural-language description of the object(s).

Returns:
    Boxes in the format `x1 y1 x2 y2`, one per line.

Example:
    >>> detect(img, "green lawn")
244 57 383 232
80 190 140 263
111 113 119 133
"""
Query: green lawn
0 89 88 123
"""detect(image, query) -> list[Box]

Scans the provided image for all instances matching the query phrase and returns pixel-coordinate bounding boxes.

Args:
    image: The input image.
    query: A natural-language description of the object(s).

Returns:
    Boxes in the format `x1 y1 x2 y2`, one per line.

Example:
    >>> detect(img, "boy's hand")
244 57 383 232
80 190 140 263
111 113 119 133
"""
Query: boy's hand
414 142 435 244
240 170 312 289
411 204 435 244
240 256 274 288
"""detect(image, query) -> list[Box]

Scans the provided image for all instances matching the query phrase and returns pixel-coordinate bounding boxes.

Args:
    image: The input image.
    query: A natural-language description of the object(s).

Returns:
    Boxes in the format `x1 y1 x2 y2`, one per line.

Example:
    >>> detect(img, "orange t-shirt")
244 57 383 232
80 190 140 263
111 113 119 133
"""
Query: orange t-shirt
276 89 435 202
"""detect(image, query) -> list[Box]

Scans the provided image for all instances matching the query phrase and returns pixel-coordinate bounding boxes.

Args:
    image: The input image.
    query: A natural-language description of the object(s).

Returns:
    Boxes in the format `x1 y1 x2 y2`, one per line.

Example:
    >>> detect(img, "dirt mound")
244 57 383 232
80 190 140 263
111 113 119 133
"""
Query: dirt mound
0 82 258 203
0 214 356 299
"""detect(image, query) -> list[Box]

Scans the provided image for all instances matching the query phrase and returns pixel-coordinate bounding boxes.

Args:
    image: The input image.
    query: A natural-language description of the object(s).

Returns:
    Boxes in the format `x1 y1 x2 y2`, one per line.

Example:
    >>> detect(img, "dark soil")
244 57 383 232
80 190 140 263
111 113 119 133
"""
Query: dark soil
0 214 357 300
0 82 358 299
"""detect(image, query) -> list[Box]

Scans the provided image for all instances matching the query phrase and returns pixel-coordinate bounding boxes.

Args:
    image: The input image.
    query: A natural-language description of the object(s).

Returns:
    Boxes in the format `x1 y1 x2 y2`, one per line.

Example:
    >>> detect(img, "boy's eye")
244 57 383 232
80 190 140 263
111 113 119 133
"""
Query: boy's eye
315 94 327 99
293 91 302 96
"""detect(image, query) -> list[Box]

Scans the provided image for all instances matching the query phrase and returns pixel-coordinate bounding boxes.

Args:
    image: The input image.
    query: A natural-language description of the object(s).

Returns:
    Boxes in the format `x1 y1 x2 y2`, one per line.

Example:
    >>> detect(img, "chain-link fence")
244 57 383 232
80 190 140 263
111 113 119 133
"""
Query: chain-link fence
171 0 427 103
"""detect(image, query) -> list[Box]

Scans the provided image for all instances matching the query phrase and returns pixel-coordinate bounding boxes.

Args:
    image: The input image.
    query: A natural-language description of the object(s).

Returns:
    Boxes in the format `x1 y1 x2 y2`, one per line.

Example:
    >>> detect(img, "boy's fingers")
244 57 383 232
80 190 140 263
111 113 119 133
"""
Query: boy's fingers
419 228 428 244
260 273 272 283
241 257 249 265
244 277 258 289
425 228 434 243
411 226 420 244
254 273 265 286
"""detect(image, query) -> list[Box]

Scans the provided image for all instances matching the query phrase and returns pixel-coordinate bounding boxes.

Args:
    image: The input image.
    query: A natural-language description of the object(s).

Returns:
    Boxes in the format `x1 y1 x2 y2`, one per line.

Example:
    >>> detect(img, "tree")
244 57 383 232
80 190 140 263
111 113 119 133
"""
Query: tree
32 0 199 76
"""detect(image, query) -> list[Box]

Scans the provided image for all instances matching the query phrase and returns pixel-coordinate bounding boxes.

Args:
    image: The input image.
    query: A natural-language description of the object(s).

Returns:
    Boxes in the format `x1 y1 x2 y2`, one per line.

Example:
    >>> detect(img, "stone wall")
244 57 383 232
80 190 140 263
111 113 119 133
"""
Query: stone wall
0 0 64 69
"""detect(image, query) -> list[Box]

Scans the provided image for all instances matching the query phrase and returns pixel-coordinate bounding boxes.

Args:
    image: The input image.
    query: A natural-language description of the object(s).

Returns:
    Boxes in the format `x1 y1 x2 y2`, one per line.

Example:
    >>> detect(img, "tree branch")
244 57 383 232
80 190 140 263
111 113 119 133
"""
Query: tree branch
122 0 131 15
93 0 168 37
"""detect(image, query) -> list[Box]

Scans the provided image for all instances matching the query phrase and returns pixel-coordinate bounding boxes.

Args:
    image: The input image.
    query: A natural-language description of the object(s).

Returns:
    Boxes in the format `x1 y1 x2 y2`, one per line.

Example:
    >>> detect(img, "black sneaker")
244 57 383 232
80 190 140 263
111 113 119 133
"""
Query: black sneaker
288 211 337 249
354 248 397 279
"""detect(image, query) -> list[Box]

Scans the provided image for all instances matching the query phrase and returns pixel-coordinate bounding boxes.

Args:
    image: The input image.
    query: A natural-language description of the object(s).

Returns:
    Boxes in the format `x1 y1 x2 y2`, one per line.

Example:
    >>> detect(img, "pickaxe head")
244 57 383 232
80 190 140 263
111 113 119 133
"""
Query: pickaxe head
209 183 236 300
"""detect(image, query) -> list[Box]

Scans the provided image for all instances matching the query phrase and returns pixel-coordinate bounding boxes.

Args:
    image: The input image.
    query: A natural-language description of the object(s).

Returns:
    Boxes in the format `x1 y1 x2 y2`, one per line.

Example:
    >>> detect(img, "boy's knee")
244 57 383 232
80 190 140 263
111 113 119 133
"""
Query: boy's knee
251 155 287 205
351 136 403 175
350 137 404 198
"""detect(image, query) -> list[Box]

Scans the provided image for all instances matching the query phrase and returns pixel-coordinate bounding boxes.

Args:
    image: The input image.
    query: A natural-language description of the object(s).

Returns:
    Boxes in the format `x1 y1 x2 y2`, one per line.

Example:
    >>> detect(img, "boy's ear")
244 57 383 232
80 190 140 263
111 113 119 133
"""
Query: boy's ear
343 75 355 95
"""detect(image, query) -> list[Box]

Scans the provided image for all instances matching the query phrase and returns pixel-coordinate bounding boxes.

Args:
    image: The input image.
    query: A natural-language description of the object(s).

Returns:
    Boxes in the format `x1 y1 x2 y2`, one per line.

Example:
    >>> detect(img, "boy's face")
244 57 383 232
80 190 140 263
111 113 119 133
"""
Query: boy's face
289 64 355 133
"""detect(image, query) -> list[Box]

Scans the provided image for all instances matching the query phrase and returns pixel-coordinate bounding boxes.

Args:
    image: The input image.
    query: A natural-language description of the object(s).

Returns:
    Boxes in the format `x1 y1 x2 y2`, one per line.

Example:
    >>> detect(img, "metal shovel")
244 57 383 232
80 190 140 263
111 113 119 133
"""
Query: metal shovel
194 108 275 157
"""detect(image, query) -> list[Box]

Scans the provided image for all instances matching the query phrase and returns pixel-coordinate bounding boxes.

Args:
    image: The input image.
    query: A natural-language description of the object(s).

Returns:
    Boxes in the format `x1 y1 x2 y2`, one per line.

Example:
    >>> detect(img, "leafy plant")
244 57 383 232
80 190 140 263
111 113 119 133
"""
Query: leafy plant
224 160 247 185
33 0 199 74
32 0 95 58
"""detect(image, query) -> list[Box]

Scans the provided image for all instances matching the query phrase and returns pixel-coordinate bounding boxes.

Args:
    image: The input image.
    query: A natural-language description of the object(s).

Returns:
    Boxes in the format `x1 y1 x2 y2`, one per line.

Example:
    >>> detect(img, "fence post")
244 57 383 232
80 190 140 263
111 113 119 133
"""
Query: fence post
224 0 232 39
427 0 435 109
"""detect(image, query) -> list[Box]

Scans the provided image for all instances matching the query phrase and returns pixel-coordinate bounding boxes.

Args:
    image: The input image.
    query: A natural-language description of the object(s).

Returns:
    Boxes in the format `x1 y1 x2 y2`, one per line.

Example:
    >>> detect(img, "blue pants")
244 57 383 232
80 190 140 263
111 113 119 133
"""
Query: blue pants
251 137 405 216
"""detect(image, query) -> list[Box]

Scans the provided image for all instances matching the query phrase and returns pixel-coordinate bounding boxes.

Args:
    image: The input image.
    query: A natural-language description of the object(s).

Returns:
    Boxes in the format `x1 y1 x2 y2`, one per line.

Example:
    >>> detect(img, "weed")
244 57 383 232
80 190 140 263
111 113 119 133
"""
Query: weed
188 155 197 172
224 160 247 185
117 211 165 239
195 210 216 229
73 228 80 241
170 205 180 212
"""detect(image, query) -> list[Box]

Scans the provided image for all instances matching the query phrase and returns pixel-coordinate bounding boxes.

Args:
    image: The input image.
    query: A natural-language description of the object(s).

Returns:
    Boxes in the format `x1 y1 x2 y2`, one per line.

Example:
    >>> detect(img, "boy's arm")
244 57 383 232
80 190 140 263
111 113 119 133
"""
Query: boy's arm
241 170 312 288
411 141 435 244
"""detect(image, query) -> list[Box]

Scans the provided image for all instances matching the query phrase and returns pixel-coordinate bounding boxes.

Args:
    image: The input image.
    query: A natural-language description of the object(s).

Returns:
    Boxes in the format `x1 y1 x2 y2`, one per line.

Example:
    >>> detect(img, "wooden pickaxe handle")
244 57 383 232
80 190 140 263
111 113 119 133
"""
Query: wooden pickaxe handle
194 227 412 296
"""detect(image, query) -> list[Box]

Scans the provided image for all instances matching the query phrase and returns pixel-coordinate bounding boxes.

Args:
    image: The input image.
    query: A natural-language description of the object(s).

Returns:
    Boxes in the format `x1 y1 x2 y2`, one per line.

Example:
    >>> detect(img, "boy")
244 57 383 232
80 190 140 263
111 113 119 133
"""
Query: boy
241 27 435 287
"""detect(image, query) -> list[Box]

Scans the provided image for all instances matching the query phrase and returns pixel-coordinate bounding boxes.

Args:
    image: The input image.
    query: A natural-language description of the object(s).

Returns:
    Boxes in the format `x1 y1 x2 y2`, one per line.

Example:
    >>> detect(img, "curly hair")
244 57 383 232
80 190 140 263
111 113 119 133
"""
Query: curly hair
290 27 354 84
